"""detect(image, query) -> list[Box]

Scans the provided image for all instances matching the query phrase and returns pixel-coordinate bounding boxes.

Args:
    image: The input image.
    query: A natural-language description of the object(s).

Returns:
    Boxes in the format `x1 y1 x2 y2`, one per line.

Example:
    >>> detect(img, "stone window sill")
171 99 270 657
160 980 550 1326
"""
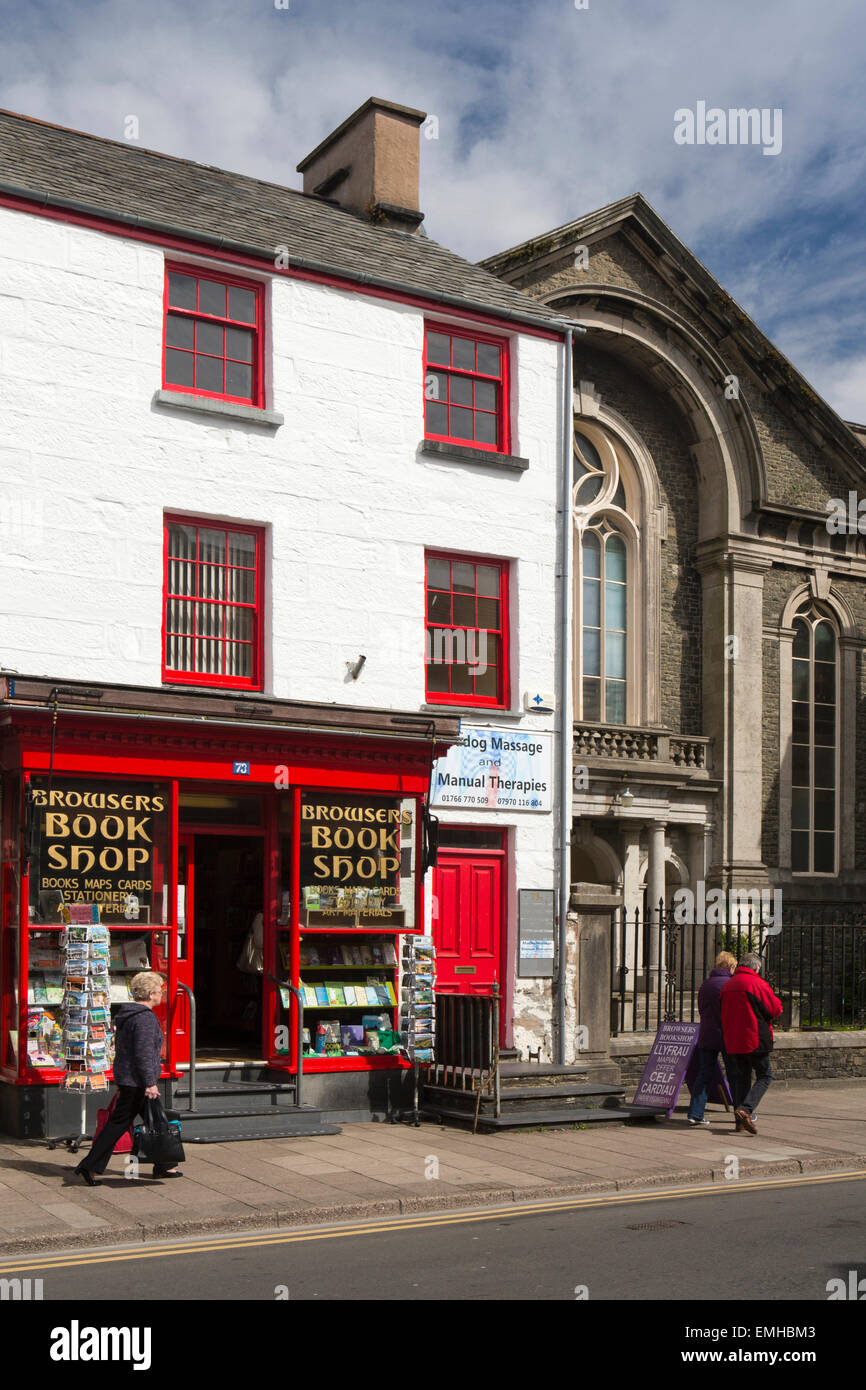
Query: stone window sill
419 703 525 720
153 390 284 428
419 439 529 472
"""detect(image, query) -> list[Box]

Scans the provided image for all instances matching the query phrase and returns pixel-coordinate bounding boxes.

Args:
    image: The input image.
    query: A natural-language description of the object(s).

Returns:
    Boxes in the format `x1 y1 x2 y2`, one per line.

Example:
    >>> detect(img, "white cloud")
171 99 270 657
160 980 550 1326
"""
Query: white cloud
2 0 865 417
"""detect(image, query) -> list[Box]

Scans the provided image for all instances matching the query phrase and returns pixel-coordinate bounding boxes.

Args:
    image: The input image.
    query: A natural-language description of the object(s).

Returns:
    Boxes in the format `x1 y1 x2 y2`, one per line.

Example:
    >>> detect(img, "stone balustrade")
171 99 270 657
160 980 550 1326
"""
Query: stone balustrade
573 721 711 772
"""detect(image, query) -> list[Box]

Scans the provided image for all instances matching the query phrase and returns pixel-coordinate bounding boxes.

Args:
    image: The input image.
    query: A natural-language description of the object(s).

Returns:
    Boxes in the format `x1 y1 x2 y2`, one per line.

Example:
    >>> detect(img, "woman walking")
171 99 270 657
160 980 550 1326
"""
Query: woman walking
74 971 182 1184
686 950 737 1126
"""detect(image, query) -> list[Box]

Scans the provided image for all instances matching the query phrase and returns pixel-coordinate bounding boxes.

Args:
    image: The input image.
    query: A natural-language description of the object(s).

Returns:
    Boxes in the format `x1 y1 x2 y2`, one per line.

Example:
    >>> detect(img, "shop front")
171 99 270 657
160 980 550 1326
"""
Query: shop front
0 677 458 1137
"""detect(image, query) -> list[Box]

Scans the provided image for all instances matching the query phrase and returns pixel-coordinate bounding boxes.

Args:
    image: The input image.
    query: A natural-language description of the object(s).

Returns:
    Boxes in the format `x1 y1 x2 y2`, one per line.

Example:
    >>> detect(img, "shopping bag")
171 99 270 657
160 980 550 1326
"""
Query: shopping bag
236 928 263 974
94 1090 133 1154
132 1097 185 1167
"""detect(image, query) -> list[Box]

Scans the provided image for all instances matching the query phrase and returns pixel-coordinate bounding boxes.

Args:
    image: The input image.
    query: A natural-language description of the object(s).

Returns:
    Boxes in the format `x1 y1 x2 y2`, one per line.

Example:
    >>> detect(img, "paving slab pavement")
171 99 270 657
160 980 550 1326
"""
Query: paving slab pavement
0 1080 863 1256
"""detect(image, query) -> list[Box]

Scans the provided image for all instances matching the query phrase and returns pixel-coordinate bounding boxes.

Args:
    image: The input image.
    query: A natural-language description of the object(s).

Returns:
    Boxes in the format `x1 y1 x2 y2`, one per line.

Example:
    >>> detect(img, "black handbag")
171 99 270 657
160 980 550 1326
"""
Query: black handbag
132 1097 185 1167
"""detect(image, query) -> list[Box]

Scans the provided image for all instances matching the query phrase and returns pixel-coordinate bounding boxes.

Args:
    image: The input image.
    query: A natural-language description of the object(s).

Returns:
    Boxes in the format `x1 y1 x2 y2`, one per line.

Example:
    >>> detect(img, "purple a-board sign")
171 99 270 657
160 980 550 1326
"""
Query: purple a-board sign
632 1021 699 1116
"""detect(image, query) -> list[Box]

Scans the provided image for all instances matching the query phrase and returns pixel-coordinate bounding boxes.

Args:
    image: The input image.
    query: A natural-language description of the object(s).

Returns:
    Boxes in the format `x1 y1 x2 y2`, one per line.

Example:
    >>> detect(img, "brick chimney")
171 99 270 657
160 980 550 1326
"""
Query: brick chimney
297 97 426 232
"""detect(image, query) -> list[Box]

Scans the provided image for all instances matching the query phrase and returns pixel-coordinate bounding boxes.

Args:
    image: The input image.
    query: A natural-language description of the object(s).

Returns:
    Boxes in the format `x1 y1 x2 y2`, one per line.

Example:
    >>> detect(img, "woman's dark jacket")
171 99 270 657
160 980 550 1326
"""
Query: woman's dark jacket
112 1003 164 1088
696 967 734 1050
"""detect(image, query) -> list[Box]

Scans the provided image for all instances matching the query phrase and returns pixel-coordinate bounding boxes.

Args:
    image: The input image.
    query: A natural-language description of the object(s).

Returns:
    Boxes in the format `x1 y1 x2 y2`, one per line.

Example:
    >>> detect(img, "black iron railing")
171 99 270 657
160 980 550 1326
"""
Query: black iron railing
429 987 500 1131
611 903 866 1035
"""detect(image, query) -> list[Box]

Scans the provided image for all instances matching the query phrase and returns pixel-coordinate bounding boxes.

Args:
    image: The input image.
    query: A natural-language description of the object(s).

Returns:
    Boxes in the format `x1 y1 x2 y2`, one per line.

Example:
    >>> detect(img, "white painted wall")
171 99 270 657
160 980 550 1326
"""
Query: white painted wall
0 205 563 1053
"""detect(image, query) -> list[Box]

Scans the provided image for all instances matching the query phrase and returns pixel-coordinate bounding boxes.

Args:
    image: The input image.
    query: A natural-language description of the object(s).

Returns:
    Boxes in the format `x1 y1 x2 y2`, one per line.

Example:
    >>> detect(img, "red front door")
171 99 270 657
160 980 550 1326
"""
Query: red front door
432 845 503 995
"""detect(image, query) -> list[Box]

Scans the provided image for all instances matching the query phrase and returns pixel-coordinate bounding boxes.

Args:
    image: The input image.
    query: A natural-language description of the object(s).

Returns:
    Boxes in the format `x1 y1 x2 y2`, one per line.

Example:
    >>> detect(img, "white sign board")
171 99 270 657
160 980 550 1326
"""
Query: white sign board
430 726 552 812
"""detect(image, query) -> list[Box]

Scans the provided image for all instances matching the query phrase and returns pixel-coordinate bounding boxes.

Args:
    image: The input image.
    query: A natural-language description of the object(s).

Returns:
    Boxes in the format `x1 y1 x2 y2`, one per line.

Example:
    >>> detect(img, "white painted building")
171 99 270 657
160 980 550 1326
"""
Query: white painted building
0 98 571 1133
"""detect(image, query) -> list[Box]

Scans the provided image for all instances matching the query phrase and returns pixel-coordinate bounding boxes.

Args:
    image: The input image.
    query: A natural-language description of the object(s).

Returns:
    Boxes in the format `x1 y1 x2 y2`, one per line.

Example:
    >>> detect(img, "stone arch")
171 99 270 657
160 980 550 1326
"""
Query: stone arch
546 285 768 541
571 830 623 888
779 580 857 639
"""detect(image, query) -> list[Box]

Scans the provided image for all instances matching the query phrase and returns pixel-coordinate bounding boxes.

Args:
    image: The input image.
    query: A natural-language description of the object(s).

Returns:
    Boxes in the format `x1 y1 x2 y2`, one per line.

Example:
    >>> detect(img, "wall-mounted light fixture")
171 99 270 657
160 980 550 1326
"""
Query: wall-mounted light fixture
346 654 366 681
613 774 634 808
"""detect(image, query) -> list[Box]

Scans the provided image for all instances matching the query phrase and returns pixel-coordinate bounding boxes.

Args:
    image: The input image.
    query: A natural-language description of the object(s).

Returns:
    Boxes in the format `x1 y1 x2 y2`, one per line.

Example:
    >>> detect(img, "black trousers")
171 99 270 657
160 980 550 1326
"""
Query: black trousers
79 1085 146 1174
727 1053 773 1115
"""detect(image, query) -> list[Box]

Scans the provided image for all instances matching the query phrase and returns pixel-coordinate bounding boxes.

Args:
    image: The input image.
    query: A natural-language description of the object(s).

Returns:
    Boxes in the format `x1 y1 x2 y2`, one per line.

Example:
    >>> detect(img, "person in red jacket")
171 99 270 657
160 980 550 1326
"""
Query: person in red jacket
720 952 783 1134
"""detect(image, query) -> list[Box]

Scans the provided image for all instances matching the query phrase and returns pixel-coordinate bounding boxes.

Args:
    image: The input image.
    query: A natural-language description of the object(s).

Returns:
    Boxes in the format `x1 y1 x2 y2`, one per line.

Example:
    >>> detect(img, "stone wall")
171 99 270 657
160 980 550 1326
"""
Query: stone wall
612 1030 866 1086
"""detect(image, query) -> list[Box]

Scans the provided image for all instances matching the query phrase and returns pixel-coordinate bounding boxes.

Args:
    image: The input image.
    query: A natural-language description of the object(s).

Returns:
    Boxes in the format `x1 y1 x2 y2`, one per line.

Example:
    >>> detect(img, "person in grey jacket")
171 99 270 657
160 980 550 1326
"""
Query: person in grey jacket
75 972 181 1183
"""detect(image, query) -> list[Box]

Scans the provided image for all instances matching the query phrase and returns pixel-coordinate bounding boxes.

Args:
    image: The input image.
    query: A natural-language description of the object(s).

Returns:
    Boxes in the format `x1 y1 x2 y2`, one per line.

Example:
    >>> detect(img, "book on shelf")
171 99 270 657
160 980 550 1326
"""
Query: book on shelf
314 984 329 1006
302 984 318 1008
298 942 319 967
382 942 397 965
325 983 346 1006
280 942 294 970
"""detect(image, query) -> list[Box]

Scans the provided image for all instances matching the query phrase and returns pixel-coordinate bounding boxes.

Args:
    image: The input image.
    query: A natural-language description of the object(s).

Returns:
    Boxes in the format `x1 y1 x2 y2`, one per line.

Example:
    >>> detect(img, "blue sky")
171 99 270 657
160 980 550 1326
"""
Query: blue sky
3 0 866 419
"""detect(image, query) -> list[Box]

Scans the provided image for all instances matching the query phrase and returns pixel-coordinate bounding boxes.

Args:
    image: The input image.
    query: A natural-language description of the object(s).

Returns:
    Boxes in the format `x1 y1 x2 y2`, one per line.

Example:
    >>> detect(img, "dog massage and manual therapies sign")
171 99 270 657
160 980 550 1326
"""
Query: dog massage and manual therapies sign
632 1021 700 1116
31 779 169 924
430 726 552 811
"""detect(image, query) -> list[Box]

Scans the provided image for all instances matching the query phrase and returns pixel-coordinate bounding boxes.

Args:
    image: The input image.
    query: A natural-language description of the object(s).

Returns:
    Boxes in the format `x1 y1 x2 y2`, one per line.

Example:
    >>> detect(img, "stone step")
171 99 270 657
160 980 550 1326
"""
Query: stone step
499 1062 621 1087
168 1105 341 1143
423 1104 661 1132
182 1124 342 1144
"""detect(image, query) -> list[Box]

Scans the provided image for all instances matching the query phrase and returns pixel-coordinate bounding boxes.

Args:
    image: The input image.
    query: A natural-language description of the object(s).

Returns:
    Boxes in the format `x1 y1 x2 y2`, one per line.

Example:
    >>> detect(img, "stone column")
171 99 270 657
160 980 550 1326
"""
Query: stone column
696 544 771 893
685 824 711 985
646 820 667 973
568 883 622 1081
619 821 643 986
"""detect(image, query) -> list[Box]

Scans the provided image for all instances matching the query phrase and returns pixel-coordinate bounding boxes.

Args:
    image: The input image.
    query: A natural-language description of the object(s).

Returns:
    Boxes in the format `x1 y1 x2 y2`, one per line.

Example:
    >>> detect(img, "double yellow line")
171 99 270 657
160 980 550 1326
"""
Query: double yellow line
2 1168 864 1274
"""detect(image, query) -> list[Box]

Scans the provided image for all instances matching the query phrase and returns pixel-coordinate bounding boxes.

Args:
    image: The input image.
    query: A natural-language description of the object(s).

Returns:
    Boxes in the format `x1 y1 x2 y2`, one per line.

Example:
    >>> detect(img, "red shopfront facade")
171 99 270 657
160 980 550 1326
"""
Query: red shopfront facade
0 677 458 1137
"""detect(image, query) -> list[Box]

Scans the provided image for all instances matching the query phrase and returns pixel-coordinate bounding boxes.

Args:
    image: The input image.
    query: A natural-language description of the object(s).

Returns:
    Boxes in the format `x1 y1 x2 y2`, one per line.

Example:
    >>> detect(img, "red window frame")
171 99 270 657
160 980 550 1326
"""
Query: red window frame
423 321 510 454
162 262 265 408
424 551 509 708
162 515 265 691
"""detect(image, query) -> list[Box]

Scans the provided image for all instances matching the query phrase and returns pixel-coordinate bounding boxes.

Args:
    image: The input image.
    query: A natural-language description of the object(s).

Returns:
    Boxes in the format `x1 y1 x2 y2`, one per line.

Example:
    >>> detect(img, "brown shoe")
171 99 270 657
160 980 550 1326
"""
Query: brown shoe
735 1107 757 1134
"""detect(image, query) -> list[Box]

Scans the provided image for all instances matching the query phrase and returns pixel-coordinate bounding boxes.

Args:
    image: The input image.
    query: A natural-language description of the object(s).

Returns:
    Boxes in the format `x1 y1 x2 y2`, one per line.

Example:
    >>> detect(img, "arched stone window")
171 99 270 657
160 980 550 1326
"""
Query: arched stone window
574 422 639 724
790 601 838 874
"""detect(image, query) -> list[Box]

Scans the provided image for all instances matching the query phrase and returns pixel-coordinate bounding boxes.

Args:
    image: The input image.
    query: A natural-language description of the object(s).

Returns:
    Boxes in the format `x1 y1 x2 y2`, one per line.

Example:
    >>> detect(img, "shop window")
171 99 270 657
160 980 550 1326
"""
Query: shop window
423 323 509 453
27 778 170 927
425 552 508 707
791 604 838 874
296 792 416 929
163 264 264 407
273 791 418 1064
25 926 169 1076
163 516 264 690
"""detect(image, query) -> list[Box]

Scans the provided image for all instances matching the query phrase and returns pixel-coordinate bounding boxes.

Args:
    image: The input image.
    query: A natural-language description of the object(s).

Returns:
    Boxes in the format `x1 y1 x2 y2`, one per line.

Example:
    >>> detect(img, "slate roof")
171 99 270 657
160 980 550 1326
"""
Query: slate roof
0 109 568 331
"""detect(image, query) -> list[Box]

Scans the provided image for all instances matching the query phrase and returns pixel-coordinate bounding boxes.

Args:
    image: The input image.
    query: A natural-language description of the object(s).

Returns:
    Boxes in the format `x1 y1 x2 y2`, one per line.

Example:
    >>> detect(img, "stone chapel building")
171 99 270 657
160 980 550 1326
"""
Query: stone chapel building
483 194 866 947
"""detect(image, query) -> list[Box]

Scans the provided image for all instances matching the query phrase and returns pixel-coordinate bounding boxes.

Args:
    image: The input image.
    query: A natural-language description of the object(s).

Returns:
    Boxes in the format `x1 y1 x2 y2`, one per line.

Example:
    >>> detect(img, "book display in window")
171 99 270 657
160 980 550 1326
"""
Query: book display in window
281 933 400 1058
